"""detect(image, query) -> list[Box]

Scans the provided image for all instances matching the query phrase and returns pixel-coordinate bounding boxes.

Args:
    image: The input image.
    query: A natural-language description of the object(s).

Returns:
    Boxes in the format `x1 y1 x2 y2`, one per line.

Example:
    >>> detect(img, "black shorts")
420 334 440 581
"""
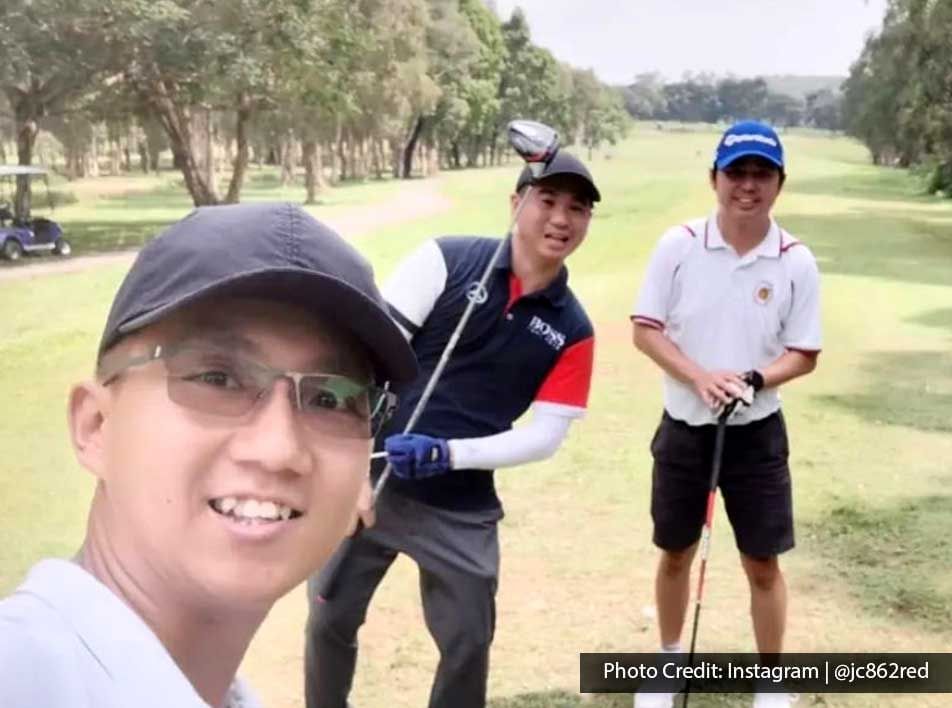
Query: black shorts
650 410 794 558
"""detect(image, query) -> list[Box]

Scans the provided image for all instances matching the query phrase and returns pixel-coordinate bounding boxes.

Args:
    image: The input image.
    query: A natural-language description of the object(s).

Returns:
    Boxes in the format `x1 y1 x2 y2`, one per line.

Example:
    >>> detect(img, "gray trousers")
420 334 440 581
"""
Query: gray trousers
305 490 503 708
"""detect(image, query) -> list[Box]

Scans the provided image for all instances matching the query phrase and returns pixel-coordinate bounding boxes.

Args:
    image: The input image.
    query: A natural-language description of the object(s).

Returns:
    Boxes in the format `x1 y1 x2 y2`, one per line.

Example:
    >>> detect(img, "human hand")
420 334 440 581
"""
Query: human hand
384 433 453 480
692 370 747 410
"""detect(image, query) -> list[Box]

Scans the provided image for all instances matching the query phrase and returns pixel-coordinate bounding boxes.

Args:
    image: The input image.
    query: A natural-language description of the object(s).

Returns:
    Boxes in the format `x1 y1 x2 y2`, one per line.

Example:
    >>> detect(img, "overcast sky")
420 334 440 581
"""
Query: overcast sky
491 0 888 83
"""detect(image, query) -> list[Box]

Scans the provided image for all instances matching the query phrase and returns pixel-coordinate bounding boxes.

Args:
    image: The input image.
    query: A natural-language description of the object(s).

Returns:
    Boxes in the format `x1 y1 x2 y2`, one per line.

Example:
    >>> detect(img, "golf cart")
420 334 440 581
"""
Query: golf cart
0 165 70 261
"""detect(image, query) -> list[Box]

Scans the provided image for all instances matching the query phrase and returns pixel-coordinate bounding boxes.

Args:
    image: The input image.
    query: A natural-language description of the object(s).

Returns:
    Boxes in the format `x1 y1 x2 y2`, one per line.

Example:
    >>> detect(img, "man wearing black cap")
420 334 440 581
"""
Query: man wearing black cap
0 203 416 708
306 153 600 708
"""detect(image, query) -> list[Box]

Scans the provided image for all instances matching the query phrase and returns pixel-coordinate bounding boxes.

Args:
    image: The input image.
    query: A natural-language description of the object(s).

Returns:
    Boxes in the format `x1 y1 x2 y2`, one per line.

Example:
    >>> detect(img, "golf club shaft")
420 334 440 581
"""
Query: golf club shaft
314 186 538 603
682 410 729 708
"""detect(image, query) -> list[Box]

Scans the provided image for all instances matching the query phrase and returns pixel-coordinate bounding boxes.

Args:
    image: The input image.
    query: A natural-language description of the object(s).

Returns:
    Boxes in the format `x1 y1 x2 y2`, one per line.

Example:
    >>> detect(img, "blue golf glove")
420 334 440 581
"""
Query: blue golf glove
384 433 453 480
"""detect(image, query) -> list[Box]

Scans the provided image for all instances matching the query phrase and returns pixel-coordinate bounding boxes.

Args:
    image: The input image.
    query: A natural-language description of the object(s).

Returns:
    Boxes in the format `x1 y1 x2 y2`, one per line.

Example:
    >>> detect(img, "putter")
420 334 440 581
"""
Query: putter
314 120 560 603
682 400 738 708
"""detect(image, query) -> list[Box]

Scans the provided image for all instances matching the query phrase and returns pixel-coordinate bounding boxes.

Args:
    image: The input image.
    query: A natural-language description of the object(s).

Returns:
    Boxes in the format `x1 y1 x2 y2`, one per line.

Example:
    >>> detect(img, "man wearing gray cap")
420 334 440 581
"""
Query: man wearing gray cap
0 203 416 708
306 153 600 708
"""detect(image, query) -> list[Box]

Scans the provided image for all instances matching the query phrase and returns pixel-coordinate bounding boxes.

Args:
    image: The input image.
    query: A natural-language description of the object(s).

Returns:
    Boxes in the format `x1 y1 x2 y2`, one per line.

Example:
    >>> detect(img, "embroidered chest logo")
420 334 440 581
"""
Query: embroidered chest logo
466 281 488 305
754 281 774 306
528 316 566 351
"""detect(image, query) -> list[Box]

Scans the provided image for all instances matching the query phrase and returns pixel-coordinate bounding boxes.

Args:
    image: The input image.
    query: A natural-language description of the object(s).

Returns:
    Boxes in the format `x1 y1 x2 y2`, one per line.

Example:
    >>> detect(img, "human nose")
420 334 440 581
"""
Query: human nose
737 172 758 189
548 201 570 227
227 377 312 476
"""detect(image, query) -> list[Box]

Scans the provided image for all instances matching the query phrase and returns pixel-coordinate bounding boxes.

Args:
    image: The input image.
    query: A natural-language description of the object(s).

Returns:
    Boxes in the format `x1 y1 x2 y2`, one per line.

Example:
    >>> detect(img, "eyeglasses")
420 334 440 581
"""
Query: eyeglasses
100 342 396 440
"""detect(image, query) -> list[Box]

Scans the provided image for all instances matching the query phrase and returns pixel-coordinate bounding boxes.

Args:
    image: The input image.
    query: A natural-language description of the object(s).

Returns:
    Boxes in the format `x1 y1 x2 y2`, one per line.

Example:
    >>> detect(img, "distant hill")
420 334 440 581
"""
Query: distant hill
764 75 845 98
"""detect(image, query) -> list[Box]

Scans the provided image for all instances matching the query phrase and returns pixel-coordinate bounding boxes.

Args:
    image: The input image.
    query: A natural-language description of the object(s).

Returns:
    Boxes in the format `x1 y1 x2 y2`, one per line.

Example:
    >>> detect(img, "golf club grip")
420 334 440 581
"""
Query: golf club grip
314 523 362 602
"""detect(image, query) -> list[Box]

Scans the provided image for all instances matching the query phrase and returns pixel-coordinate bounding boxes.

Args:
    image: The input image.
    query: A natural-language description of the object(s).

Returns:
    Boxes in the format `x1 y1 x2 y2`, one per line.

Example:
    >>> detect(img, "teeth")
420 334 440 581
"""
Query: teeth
239 499 260 518
212 496 296 521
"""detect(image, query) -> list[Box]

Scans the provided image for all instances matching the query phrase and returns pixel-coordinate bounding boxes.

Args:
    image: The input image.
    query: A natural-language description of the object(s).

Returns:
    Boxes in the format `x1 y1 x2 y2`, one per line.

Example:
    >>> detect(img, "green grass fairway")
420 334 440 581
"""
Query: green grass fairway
1 125 949 708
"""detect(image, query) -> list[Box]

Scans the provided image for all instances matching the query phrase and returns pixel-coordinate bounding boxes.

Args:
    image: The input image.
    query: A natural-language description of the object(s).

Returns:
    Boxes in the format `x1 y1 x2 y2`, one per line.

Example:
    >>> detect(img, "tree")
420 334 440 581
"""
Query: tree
623 73 667 119
0 0 112 217
716 78 768 122
804 89 842 131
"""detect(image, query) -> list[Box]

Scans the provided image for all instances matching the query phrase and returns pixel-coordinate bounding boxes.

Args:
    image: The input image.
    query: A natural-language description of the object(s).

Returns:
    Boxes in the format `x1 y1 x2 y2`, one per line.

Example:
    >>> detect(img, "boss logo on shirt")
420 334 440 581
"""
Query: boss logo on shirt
528 316 566 350
754 281 774 305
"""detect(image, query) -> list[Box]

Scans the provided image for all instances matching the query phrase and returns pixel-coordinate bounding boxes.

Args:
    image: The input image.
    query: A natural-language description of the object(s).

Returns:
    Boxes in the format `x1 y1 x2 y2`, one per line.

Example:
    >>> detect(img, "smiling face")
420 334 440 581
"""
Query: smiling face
70 297 373 609
510 175 593 265
711 156 783 224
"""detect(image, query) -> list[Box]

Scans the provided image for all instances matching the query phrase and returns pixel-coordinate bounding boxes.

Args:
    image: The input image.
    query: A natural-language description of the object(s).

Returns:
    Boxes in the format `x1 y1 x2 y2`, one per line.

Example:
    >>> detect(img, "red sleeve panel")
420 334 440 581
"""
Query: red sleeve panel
534 336 595 409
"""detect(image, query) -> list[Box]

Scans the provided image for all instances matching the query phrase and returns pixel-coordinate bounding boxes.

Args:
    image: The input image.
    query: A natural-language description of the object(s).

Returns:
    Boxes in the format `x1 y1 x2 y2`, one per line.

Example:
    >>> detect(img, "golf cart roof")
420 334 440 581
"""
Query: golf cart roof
0 165 48 177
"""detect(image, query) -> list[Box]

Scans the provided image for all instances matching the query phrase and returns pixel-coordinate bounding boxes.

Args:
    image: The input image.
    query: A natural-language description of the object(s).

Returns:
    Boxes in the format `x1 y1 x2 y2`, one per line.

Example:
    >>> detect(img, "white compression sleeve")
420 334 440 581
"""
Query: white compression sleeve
446 403 575 470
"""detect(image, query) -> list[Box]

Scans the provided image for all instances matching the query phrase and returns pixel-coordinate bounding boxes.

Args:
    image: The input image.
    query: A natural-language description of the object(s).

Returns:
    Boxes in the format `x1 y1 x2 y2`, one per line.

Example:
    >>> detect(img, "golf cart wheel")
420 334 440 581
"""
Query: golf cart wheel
2 238 22 261
52 238 72 257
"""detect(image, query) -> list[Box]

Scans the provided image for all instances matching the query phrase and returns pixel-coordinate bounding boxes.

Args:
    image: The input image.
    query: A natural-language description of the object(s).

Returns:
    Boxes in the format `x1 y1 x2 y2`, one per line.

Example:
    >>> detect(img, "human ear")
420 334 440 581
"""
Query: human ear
67 381 111 481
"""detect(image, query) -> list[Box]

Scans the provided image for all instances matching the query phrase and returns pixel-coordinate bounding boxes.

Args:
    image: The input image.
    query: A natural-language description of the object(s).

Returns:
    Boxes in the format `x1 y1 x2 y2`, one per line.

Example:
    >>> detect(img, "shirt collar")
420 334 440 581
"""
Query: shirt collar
493 237 571 307
705 214 782 260
17 559 258 708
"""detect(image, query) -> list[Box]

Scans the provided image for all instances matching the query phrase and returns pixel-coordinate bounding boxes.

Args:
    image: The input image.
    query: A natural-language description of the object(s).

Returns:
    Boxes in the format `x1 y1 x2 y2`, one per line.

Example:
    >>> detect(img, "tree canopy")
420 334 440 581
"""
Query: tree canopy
0 0 629 210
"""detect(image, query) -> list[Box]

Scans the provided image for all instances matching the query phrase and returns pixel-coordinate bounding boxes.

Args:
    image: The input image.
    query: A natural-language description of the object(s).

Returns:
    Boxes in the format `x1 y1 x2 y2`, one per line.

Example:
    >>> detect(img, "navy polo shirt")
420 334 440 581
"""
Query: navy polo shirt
376 236 595 511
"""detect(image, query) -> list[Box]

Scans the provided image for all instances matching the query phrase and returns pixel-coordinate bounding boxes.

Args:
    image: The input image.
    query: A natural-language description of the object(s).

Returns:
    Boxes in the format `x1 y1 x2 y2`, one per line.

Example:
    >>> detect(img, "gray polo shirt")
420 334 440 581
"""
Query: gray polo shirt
0 559 262 708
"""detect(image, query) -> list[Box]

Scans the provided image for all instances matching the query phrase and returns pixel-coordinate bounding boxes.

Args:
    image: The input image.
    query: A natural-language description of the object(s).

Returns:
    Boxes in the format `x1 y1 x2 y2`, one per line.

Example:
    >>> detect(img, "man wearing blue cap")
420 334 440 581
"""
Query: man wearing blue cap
0 203 416 708
306 152 599 708
631 122 822 708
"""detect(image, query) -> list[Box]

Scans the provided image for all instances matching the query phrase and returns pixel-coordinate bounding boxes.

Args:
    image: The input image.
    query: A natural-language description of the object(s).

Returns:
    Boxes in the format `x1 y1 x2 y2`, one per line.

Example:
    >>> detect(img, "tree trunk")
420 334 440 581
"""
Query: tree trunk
326 140 338 185
110 138 122 176
201 108 219 198
303 140 328 204
142 118 163 172
347 131 359 181
225 93 252 204
337 126 348 181
372 138 385 180
14 106 38 220
138 141 149 173
280 129 295 186
402 116 425 178
390 138 401 178
89 129 100 177
428 141 440 176
146 79 220 205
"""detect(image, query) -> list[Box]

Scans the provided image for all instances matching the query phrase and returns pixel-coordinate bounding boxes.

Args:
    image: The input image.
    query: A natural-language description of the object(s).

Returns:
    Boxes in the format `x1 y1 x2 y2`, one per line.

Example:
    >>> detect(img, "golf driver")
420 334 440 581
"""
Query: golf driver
682 400 738 708
314 119 559 602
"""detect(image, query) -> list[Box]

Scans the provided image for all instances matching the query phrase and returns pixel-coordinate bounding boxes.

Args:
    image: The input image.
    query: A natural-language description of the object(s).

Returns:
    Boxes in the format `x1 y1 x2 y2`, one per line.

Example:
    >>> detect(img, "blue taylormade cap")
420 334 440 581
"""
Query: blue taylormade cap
99 202 417 384
714 120 784 170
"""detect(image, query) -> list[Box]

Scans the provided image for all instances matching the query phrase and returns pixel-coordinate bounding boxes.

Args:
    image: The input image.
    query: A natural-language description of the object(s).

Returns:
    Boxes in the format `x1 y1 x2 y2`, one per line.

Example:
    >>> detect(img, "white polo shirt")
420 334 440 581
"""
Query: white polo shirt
632 215 822 426
0 559 262 708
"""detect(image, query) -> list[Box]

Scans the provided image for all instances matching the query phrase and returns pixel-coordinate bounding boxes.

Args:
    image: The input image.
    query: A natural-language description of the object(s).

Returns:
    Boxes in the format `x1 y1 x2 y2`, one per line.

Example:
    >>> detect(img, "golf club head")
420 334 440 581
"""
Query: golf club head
508 120 559 177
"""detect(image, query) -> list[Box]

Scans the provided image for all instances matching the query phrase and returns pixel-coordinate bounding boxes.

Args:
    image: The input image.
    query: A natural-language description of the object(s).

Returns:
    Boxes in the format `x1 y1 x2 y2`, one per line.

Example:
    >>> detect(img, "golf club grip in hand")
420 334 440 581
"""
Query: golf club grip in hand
314 522 363 602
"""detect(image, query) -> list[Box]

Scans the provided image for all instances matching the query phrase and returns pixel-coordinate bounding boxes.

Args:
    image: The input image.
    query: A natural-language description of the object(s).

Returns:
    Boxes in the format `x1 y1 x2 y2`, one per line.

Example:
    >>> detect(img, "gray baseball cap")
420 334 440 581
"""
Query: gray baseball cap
98 202 417 384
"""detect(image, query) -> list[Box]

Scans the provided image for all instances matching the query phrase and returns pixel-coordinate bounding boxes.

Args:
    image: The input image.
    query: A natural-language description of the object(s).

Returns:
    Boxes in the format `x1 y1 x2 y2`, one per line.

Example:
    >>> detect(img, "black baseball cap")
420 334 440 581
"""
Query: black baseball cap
515 151 601 203
98 202 417 384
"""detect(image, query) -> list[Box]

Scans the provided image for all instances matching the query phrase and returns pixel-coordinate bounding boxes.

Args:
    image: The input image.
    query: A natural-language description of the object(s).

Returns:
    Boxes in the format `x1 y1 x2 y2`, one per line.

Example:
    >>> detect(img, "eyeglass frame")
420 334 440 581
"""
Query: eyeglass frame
97 341 398 439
